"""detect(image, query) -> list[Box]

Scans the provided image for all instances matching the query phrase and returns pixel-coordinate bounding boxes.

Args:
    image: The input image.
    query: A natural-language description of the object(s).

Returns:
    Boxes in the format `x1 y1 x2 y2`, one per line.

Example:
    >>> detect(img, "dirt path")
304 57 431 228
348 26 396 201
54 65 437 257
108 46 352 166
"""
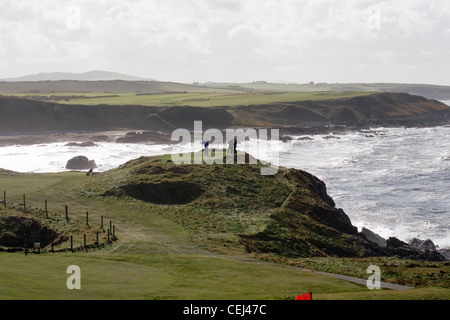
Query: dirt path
297 267 414 290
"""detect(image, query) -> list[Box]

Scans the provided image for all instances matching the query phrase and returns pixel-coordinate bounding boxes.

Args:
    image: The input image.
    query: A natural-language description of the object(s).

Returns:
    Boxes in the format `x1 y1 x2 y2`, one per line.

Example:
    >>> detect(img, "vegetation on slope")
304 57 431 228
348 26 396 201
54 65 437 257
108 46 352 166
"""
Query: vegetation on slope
2 90 374 107
80 151 385 259
1 155 449 299
0 92 448 133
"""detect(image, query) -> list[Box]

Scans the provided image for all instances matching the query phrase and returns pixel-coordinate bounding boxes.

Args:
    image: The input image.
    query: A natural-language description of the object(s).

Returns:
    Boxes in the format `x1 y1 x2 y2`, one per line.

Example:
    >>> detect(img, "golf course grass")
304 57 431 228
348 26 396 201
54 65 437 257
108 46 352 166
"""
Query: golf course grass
1 158 449 300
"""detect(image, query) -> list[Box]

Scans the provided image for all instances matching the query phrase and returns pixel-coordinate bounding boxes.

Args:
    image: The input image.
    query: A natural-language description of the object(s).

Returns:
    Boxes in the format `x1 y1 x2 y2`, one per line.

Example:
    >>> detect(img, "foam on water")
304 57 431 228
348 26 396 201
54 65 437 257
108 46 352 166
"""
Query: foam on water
0 142 192 173
280 126 450 248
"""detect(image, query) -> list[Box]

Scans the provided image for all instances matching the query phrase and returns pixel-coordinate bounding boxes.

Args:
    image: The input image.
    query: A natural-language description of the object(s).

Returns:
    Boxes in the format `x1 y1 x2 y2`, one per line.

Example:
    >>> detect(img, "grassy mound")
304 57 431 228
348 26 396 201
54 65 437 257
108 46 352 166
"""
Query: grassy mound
83 150 383 260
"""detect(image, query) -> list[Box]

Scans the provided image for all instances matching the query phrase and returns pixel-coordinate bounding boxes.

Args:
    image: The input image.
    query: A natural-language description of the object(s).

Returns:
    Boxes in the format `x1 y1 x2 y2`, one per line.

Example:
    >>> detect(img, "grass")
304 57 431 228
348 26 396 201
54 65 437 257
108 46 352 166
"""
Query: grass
0 170 364 300
1 160 450 300
2 91 375 108
289 257 450 289
0 251 372 300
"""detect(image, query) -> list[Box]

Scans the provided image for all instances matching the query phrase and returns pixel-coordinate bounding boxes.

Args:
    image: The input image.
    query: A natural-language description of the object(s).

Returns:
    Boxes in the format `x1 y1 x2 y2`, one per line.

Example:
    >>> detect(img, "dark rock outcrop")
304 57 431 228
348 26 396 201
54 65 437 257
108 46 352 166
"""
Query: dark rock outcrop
409 238 437 251
116 131 171 144
65 141 98 147
361 227 387 248
439 249 450 260
386 237 446 261
65 156 97 170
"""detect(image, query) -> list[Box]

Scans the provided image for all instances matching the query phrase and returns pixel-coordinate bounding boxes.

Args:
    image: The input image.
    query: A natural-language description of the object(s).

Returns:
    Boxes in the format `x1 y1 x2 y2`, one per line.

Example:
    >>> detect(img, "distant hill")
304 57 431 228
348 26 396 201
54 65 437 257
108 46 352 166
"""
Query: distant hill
2 77 450 100
208 82 450 100
0 80 211 94
0 70 153 82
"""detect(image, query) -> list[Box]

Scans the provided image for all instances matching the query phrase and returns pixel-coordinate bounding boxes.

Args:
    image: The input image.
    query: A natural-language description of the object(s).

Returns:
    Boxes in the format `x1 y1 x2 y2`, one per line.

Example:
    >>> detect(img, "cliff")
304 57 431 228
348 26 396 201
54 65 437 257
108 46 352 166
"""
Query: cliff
228 92 450 129
0 92 448 134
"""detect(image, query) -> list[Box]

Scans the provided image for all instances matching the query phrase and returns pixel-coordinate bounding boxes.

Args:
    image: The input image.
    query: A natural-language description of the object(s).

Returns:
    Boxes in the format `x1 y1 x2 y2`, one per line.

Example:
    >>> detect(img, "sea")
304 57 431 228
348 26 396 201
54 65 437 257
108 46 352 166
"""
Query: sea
1 101 449 248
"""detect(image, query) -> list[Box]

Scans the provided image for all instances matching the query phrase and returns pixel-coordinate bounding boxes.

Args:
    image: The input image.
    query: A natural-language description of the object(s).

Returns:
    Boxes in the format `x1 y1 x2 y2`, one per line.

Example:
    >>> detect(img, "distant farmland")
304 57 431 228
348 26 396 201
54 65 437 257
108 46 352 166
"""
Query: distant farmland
1 91 375 108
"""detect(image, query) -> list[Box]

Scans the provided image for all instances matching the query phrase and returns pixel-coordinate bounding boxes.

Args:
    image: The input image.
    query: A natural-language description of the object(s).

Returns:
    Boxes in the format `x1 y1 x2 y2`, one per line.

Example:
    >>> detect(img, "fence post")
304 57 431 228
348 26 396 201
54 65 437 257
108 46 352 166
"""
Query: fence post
70 235 73 252
101 215 104 229
96 232 99 246
86 212 89 225
84 234 87 252
107 229 110 244
65 205 69 222
3 191 6 208
45 200 48 218
113 225 116 240
23 194 26 214
51 241 54 253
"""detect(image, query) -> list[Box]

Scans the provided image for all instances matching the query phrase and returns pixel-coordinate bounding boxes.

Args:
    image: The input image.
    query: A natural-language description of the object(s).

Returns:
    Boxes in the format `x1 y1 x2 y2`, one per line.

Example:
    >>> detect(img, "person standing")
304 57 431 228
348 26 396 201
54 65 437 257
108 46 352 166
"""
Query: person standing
227 139 234 154
204 140 210 157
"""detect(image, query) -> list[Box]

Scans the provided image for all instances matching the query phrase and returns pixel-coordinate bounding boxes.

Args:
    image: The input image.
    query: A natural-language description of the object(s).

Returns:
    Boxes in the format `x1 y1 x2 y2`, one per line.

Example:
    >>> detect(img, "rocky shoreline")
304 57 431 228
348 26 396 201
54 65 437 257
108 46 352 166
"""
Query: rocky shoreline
1 114 449 148
361 228 450 261
1 106 449 258
0 131 130 147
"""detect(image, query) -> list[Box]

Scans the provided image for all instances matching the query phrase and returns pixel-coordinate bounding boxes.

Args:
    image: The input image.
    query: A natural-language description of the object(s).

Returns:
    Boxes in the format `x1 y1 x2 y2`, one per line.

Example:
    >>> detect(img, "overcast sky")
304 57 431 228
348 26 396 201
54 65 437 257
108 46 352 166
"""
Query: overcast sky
0 0 449 85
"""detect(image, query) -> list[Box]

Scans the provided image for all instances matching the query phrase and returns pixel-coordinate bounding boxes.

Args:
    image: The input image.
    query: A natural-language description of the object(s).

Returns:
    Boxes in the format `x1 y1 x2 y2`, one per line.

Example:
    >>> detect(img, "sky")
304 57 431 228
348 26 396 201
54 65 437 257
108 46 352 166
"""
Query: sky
0 0 449 85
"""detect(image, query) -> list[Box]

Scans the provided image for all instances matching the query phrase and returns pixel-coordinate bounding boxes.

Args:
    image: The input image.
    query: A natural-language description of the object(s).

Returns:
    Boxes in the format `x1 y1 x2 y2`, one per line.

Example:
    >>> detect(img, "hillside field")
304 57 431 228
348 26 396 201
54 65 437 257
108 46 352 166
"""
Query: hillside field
1 155 449 300
1 90 374 108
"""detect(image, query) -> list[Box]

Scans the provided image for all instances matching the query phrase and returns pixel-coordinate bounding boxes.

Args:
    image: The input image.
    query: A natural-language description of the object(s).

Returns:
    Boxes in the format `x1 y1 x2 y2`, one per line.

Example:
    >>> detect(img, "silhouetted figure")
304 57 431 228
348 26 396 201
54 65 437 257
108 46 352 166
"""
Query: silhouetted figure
227 139 234 154
233 138 237 154
204 140 210 157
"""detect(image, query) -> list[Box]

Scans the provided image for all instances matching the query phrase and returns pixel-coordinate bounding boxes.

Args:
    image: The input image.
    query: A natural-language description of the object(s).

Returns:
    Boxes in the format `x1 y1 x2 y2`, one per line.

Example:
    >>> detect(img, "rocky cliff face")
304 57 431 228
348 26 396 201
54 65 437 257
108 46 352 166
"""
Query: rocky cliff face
239 167 387 258
230 92 450 129
0 92 448 134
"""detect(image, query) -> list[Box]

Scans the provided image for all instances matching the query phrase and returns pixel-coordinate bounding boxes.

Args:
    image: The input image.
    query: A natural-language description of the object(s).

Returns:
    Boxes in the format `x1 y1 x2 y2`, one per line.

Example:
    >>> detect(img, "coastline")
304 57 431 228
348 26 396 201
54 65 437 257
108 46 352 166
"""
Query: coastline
1 120 450 148
1 96 449 146
1 129 449 255
1 99 449 255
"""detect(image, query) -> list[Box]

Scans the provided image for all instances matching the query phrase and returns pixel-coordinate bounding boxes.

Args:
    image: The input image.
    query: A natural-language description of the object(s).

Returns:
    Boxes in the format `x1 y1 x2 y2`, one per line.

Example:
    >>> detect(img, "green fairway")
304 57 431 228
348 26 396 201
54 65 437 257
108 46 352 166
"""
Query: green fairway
3 90 374 108
0 251 367 300
0 170 366 300
1 169 449 300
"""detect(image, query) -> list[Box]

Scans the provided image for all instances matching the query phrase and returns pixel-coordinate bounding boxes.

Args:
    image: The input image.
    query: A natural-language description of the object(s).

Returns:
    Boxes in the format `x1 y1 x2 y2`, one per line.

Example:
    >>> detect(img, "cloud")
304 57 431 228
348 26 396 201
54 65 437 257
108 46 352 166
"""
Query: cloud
0 0 449 84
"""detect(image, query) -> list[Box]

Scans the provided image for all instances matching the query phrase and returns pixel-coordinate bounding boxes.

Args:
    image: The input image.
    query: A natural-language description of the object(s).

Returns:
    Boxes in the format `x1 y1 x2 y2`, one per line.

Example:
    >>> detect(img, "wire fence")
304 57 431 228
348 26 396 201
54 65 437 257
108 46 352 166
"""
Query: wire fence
0 190 118 254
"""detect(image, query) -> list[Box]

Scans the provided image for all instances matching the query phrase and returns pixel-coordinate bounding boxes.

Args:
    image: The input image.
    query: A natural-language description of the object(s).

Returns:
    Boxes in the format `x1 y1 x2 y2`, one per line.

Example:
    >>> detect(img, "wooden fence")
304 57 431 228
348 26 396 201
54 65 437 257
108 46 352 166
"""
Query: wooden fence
1 190 118 254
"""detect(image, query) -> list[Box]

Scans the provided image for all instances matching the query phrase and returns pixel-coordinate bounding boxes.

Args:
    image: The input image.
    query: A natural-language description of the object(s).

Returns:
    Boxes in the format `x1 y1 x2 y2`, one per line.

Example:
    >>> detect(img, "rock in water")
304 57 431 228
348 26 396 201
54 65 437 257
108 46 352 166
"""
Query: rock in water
64 141 98 147
65 156 97 170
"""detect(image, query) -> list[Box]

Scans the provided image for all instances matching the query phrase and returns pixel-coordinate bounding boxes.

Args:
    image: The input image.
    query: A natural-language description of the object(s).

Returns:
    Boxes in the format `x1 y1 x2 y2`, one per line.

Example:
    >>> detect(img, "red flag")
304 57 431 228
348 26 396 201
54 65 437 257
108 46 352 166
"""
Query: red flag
295 292 312 300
